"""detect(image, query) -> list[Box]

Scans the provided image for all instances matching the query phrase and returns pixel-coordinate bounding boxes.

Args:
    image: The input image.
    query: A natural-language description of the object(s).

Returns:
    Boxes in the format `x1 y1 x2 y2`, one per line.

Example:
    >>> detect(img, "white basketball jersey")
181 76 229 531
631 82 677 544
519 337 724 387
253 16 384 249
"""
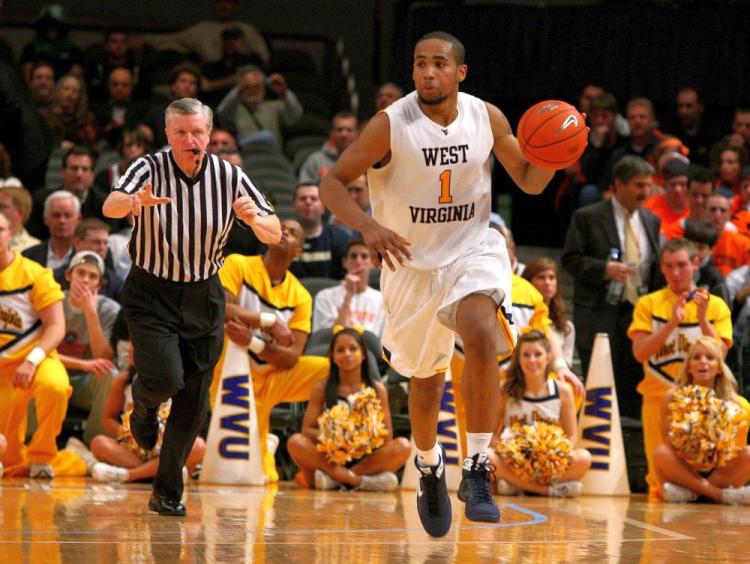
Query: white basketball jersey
368 91 494 269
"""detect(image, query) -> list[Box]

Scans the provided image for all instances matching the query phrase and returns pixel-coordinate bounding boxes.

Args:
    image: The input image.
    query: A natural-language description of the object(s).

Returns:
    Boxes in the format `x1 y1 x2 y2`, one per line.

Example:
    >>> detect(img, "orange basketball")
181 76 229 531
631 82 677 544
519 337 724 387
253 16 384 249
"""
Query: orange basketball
517 100 588 170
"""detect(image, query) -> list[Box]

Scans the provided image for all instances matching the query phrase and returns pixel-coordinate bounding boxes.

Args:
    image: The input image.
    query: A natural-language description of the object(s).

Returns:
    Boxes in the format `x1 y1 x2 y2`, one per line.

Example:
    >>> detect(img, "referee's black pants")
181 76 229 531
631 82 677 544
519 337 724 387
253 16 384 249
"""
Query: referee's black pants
122 266 225 501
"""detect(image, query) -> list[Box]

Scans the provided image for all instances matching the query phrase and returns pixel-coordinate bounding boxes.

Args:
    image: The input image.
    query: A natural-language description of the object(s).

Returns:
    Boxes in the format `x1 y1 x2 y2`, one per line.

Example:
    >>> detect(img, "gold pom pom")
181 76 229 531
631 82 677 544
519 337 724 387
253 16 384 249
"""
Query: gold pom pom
316 386 388 466
669 385 741 469
495 420 572 485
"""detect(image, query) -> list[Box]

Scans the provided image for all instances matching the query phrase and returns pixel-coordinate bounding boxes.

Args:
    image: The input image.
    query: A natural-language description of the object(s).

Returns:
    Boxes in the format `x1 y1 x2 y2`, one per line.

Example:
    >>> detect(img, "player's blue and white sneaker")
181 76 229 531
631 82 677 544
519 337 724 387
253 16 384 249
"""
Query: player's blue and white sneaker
457 453 500 522
415 453 452 537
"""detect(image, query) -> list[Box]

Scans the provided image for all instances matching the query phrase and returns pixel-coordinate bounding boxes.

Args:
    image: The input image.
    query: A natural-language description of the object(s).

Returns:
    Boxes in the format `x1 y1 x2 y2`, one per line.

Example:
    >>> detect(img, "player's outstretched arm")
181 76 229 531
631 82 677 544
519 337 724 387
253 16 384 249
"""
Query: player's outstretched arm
320 113 412 270
486 102 554 196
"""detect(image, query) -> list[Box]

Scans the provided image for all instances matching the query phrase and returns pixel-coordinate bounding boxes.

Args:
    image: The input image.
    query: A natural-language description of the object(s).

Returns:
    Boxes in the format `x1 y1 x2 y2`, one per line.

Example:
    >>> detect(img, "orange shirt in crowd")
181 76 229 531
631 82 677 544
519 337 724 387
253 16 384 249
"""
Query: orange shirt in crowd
644 194 690 239
712 228 750 276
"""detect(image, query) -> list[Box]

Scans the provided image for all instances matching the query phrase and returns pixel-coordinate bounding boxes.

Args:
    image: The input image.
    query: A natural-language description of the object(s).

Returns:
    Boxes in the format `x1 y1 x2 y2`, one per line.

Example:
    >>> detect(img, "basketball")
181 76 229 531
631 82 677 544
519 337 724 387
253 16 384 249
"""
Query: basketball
517 100 588 170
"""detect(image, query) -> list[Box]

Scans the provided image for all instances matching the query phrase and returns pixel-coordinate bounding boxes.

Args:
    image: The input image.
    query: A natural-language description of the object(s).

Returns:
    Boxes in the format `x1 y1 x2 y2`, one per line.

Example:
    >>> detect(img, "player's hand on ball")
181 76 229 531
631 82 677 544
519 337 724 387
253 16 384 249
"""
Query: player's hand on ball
360 220 412 271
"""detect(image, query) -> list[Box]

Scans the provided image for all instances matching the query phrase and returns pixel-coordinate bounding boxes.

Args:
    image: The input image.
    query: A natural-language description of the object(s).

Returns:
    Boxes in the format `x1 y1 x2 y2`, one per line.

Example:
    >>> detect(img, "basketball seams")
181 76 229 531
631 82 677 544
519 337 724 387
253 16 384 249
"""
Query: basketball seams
527 127 587 149
520 107 572 146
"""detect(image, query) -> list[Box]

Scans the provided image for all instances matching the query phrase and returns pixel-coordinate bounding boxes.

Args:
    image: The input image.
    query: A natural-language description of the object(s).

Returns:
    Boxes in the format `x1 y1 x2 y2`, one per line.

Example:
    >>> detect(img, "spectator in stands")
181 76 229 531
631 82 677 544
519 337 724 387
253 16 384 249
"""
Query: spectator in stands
0 58 53 190
143 0 270 67
299 112 358 185
578 82 629 136
84 28 147 103
216 218 330 482
291 183 350 279
95 127 150 194
330 174 371 237
664 86 721 167
88 344 206 484
600 97 664 192
577 92 627 206
27 61 56 110
706 193 750 277
52 218 125 300
650 136 690 191
56 251 120 445
0 181 40 253
715 107 750 156
562 156 662 418
202 26 266 108
91 67 148 149
725 259 750 366
23 190 81 270
374 82 404 112
216 146 244 168
669 166 716 239
683 219 730 305
644 157 691 239
19 4 83 83
217 66 302 148
29 146 114 238
313 239 385 336
207 127 238 154
0 209 68 480
712 145 747 199
287 327 409 491
523 257 576 366
143 63 201 148
628 238 732 498
40 75 99 151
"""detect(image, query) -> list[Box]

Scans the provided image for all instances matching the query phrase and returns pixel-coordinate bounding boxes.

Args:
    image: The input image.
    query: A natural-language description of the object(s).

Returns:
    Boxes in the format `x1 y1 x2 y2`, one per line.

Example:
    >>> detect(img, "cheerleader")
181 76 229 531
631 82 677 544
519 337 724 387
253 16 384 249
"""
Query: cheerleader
88 344 206 483
287 327 410 490
489 330 591 496
654 336 750 504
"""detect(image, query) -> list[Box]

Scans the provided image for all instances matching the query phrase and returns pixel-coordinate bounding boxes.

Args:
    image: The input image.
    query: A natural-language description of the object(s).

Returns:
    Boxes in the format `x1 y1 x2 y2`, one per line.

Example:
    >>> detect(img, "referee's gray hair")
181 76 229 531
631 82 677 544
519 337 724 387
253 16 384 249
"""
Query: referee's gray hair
44 190 81 217
165 98 213 130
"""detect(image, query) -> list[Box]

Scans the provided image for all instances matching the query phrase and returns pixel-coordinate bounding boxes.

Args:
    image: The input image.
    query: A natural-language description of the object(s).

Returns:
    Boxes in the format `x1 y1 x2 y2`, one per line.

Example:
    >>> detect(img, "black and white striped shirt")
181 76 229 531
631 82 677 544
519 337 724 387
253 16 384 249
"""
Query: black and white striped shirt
114 150 274 282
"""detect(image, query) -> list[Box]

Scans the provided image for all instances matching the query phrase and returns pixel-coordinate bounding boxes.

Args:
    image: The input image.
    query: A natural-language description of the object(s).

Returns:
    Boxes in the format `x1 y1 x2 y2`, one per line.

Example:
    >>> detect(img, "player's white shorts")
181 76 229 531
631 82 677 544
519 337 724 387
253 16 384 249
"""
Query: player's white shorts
380 228 515 378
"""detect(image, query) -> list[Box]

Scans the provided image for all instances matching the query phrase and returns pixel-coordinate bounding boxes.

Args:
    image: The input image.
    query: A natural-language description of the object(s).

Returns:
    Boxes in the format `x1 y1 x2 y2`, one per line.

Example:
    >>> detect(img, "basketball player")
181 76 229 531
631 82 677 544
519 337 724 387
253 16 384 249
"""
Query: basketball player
320 31 564 537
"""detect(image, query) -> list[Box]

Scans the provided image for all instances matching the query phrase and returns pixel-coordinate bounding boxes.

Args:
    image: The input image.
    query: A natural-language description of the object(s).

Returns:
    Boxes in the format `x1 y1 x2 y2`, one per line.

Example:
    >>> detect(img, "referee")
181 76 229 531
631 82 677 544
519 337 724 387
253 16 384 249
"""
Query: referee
103 98 280 516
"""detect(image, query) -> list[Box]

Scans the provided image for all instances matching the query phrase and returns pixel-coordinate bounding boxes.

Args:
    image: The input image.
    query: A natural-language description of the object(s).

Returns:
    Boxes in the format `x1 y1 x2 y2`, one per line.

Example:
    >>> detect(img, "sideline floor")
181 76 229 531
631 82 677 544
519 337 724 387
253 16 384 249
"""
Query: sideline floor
1 478 747 563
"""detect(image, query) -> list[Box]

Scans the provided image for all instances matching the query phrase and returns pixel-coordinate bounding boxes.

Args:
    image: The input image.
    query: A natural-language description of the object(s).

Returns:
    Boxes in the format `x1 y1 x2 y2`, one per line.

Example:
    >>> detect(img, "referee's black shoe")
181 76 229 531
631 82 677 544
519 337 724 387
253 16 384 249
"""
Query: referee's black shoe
148 493 186 516
457 453 500 522
130 405 158 451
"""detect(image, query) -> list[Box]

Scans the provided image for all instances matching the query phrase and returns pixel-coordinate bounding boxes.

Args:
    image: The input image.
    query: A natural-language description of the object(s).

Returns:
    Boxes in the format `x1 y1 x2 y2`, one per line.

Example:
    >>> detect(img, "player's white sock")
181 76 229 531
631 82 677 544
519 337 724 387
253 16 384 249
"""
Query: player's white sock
416 443 441 467
466 432 493 459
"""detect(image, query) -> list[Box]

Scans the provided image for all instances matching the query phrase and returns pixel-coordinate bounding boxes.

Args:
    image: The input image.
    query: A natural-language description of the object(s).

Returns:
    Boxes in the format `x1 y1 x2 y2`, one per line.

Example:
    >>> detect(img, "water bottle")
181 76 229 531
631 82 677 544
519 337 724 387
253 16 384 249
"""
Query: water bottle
605 248 624 305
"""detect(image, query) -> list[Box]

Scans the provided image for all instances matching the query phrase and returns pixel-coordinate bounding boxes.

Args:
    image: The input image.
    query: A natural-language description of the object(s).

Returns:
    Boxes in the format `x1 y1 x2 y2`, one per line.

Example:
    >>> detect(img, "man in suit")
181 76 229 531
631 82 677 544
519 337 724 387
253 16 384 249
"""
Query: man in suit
23 190 81 270
562 155 662 419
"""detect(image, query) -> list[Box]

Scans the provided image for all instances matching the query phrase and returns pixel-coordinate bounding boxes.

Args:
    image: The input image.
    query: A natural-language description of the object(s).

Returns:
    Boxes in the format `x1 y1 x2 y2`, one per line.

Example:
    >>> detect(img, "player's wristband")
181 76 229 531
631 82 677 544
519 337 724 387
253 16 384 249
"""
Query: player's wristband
248 336 266 355
259 312 276 328
25 346 46 367
552 358 568 371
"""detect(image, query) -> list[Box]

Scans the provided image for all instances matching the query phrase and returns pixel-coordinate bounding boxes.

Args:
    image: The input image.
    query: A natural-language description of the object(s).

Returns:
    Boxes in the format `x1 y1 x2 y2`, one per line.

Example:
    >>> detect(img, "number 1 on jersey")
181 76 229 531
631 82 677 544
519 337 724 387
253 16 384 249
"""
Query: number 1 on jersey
438 169 453 204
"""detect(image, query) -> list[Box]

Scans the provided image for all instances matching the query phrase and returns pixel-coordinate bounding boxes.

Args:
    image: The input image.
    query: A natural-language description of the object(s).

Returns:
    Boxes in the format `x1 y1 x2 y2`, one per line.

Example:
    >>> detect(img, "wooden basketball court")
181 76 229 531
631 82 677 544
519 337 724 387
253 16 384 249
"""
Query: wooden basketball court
1 477 746 562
